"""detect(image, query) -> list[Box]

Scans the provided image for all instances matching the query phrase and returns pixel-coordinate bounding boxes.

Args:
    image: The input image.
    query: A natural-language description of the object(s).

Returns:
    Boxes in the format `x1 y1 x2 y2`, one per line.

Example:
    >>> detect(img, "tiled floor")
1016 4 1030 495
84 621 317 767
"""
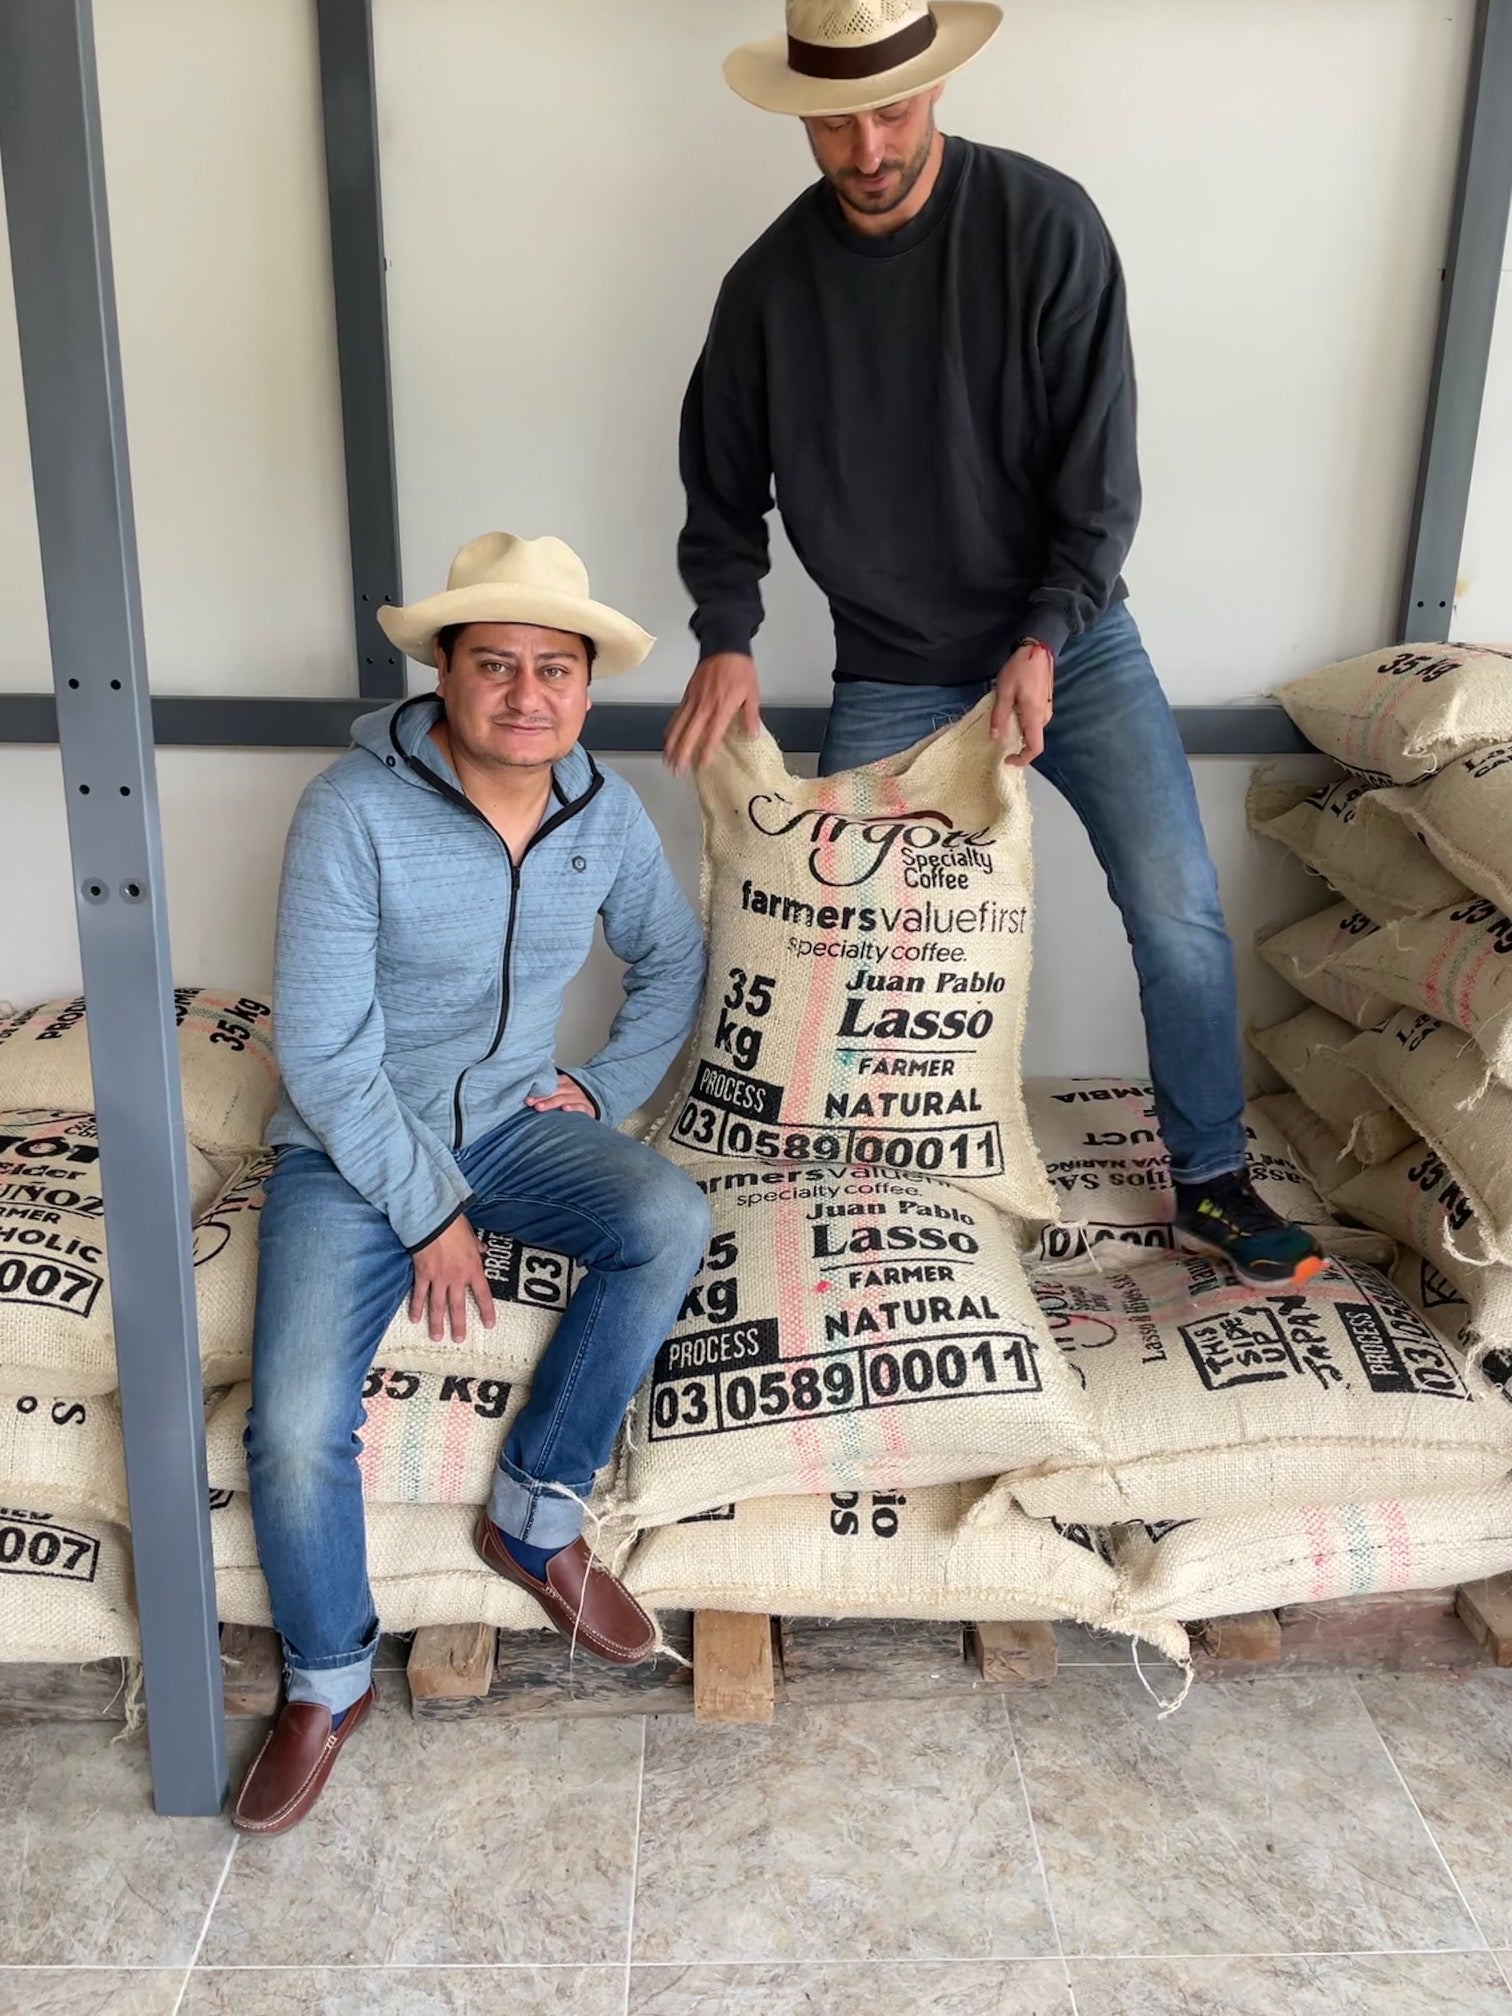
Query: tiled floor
2 1634 1510 2016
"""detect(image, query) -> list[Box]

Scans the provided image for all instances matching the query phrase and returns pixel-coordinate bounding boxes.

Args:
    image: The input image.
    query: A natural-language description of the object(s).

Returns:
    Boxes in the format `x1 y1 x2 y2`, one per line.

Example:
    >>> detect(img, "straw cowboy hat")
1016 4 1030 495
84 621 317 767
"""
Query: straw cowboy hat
377 533 654 678
726 0 1002 118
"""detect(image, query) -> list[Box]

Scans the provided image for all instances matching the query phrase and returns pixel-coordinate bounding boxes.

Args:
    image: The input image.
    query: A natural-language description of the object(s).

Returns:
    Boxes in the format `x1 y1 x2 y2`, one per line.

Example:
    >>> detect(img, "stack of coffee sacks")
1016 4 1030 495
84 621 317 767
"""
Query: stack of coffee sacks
1247 643 1512 1374
970 1045 1512 1641
0 990 569 1659
0 992 278 1663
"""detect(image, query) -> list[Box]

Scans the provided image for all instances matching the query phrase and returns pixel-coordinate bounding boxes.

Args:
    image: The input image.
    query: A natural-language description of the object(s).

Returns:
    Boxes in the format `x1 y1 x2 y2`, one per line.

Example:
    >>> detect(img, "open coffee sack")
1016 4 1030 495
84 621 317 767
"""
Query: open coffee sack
0 991 279 1153
1377 744 1512 919
966 1253 1512 1527
622 1482 1186 1662
210 1494 549 1635
613 1159 1095 1528
650 704 1057 1231
1247 1007 1415 1165
1025 1081 1391 1272
205 1367 528 1504
1115 1481 1512 1628
0 1505 138 1663
1256 904 1398 1029
1247 772 1468 923
1274 644 1512 784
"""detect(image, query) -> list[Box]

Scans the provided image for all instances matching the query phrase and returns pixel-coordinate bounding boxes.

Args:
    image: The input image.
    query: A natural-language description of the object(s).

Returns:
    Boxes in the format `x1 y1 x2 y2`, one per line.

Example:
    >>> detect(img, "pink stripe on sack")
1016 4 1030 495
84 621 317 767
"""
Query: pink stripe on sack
1382 1499 1413 1590
436 1386 474 1501
1457 945 1496 1036
1302 1504 1336 1602
1362 675 1419 774
1422 920 1465 1017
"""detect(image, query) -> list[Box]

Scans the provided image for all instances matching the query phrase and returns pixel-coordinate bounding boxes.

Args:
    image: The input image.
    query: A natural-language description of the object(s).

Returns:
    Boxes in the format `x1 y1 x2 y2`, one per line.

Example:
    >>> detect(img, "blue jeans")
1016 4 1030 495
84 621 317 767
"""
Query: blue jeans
245 1110 711 1715
818 603 1246 1187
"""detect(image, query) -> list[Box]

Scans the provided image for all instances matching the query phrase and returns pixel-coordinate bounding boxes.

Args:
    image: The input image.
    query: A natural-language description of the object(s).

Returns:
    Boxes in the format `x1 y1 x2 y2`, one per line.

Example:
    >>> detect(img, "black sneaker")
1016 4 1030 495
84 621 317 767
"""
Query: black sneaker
1174 1169 1328 1289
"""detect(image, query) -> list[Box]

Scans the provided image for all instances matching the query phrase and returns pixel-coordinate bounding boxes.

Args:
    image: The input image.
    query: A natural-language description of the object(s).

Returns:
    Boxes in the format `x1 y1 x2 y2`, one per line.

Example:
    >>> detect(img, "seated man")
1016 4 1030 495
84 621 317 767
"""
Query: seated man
234 533 710 1835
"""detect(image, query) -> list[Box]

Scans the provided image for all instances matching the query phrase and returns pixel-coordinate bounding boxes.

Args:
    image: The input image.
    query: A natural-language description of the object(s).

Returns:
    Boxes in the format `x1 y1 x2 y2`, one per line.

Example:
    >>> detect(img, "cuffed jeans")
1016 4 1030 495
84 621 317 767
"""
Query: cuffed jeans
817 602 1247 1186
245 1111 711 1715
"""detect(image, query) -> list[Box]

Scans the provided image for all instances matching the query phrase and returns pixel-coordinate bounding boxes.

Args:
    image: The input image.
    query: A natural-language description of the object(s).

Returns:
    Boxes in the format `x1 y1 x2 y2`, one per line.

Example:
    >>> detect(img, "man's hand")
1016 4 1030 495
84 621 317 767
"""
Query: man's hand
990 642 1055 768
409 1215 496 1345
525 1072 598 1118
664 653 762 774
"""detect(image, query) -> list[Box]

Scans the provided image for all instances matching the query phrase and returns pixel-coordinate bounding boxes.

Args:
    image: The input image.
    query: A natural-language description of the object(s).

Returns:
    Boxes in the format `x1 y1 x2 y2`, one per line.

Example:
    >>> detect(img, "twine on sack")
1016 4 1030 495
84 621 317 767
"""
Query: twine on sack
1131 1633 1194 1718
111 1658 145 1739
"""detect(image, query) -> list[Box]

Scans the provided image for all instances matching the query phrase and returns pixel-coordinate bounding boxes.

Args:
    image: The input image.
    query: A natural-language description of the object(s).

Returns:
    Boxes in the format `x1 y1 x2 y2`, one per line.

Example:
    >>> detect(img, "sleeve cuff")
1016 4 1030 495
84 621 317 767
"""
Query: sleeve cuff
1023 603 1073 663
691 607 757 660
404 1193 476 1255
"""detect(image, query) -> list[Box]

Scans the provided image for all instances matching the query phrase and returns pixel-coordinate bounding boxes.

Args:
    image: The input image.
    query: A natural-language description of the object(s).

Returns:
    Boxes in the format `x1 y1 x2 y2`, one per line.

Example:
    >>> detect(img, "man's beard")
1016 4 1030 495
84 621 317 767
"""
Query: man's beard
826 118 936 217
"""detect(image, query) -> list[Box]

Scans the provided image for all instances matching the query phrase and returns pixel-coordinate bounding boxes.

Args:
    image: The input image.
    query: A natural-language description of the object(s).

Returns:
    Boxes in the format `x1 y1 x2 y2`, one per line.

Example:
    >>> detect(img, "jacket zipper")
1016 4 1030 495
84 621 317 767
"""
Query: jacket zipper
452 842 520 1151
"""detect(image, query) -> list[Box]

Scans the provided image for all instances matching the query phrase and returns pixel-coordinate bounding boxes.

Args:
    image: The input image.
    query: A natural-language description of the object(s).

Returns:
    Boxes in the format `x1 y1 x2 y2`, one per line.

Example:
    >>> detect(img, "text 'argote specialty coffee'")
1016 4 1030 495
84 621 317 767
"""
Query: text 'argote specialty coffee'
654 702 1057 1229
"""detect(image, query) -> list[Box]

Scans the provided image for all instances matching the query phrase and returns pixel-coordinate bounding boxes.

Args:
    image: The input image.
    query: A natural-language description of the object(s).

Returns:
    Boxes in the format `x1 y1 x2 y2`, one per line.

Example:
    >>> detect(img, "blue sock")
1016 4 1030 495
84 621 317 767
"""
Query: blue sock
330 1703 352 1731
495 1524 563 1581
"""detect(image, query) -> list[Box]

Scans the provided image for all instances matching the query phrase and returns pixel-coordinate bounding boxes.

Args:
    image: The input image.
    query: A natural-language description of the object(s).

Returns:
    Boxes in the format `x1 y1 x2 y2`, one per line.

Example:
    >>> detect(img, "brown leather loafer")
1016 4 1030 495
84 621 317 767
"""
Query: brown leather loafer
231 1687 374 1835
473 1515 656 1665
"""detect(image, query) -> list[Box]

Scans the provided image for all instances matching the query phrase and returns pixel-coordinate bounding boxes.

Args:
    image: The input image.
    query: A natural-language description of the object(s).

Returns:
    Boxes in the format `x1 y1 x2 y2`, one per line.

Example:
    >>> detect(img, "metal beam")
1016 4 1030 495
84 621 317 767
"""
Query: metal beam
0 693 1316 757
315 0 405 700
1397 0 1512 643
0 0 227 1815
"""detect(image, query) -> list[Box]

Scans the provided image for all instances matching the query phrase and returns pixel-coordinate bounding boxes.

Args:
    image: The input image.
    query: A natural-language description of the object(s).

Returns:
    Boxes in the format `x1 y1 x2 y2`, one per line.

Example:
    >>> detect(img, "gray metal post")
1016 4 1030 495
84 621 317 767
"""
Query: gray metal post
0 0 227 1814
1397 0 1512 643
316 0 406 700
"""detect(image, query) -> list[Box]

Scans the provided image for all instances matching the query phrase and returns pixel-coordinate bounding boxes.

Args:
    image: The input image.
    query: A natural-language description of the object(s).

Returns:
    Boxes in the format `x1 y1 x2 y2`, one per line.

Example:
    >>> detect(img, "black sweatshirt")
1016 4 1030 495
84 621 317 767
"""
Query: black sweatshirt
678 135 1141 687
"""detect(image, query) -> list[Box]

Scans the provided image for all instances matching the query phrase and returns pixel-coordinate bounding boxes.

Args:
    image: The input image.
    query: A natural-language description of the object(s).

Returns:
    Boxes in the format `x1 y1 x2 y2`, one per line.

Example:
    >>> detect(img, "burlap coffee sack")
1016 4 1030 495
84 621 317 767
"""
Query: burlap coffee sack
1275 644 1512 784
966 1253 1510 1527
1377 744 1512 919
0 1506 137 1663
622 1481 1187 1660
1343 1012 1512 1262
1256 903 1397 1029
1329 896 1512 1093
1247 1007 1415 1165
650 704 1057 1229
1333 1147 1512 1361
1116 1482 1512 1627
0 990 279 1152
614 1159 1091 1529
1250 1093 1362 1199
0 1111 229 1396
210 1494 547 1634
0 1391 126 1527
195 1151 574 1390
1247 772 1468 923
205 1368 528 1503
1026 1080 1391 1272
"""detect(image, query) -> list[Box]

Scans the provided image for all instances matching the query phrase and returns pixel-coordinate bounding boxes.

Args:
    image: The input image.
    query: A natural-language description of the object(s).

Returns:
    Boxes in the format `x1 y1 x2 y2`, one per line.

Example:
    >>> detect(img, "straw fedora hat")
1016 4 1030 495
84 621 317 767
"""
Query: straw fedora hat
726 0 1001 118
377 533 654 678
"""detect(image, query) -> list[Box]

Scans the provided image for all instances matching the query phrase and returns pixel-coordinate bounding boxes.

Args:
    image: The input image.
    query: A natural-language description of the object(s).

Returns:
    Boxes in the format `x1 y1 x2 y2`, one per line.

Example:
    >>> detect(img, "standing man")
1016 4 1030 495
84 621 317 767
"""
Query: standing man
234 533 710 1834
666 0 1323 1291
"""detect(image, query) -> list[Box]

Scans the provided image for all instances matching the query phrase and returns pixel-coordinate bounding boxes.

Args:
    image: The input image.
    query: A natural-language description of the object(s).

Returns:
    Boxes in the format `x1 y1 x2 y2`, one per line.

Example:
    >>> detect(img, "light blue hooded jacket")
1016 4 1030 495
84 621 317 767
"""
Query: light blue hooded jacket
265 696 706 1250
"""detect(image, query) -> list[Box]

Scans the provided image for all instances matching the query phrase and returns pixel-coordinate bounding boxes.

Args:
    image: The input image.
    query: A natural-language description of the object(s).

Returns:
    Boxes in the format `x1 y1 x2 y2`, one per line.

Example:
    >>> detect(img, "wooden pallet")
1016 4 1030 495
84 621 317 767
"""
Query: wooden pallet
404 1586 1490 1724
0 1586 1493 1725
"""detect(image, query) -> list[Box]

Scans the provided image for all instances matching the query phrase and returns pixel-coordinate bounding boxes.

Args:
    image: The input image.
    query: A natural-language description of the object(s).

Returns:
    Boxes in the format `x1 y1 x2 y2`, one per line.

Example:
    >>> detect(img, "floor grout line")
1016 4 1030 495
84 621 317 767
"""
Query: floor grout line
1351 1676 1498 1959
170 1832 239 2015
622 1714 648 2016
1000 1694 1079 2016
